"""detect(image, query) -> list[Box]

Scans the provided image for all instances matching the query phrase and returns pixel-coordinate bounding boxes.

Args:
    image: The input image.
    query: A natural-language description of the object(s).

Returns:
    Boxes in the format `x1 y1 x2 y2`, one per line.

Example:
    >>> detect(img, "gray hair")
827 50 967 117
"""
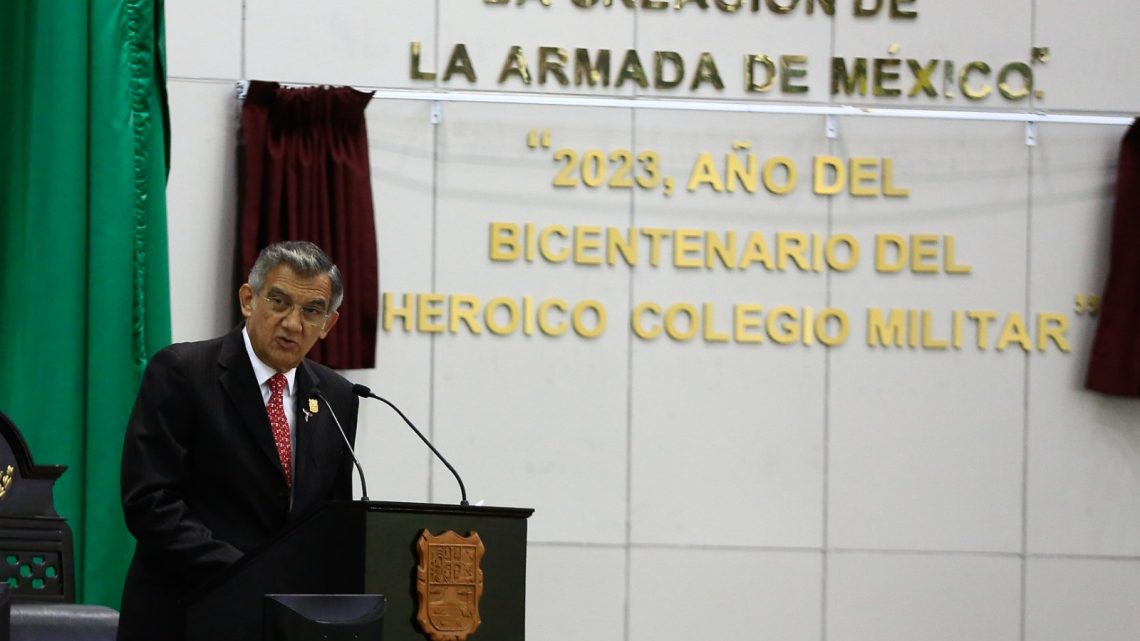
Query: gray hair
248 241 344 312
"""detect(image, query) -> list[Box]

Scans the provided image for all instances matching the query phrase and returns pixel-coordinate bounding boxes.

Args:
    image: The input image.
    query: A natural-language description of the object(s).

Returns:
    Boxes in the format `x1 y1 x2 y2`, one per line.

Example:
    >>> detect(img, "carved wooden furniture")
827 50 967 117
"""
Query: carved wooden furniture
0 411 119 641
0 412 74 603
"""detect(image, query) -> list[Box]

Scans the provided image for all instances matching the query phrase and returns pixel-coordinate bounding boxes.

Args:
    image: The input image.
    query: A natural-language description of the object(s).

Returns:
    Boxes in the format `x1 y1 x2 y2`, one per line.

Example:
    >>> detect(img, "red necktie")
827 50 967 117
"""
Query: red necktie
267 374 292 487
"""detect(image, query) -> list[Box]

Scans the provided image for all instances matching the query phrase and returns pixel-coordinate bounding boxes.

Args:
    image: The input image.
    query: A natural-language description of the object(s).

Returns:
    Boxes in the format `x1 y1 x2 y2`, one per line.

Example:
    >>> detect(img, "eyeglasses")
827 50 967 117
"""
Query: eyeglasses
261 295 330 327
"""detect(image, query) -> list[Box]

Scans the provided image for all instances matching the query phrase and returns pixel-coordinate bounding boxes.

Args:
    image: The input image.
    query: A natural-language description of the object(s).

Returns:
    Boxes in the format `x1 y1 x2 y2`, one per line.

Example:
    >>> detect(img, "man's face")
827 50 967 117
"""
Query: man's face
239 264 340 372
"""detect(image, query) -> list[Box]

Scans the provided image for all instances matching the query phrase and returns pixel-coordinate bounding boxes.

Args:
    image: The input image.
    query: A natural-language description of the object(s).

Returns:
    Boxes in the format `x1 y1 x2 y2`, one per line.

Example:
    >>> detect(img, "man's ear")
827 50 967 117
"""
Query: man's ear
318 310 340 339
238 284 255 319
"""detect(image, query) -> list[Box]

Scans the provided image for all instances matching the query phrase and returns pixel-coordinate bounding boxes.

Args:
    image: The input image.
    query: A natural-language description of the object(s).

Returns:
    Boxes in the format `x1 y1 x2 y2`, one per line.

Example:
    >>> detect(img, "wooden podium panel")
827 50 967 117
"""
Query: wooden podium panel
187 501 533 641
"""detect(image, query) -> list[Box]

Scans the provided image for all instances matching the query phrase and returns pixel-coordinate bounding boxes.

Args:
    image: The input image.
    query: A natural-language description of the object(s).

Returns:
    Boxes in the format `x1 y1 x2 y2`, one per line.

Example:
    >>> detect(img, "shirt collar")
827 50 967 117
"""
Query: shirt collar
241 326 297 394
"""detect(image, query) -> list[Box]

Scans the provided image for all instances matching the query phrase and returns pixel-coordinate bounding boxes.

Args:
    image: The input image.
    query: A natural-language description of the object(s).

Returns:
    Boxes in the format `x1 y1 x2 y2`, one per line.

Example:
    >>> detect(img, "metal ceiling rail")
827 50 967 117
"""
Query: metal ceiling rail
368 88 1135 126
235 81 1135 133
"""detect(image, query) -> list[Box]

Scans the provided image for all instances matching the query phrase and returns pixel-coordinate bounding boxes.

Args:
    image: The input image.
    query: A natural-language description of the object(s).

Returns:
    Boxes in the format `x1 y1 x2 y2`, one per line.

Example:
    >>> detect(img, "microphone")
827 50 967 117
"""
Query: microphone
310 388 369 502
352 383 469 506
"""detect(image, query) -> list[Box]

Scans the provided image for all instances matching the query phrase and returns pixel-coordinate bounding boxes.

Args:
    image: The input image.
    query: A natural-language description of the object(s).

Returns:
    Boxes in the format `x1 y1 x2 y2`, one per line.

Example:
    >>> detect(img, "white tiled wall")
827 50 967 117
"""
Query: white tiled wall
1035 0 1140 112
629 112 829 550
164 0 242 79
528 545 627 641
829 119 1030 554
165 2 1140 639
246 0 436 88
439 1 636 95
431 103 634 543
165 80 240 341
1027 124 1140 558
1025 557 1140 641
828 552 1022 641
636 5 833 102
833 0 1035 110
630 547 823 641
348 98 438 504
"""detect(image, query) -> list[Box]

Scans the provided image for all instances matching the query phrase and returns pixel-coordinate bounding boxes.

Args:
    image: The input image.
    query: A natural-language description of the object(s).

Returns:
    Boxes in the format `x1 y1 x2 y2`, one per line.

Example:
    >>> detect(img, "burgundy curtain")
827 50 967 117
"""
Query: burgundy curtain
1086 119 1140 396
239 80 378 369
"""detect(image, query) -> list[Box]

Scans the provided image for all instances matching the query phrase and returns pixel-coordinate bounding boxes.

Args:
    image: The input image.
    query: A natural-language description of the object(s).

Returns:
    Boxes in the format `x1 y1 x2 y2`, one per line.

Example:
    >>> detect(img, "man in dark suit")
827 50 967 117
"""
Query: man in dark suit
117 241 360 641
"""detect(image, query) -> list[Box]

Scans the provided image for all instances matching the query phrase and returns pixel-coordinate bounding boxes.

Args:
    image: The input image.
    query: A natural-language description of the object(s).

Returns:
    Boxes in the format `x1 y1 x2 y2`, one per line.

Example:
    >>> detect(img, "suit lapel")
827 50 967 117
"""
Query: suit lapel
291 360 324 507
217 329 287 482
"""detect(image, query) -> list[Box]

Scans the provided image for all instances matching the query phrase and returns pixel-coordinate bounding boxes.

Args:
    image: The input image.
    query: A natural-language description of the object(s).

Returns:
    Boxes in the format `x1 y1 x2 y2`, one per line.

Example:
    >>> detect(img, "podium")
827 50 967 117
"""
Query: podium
186 501 533 641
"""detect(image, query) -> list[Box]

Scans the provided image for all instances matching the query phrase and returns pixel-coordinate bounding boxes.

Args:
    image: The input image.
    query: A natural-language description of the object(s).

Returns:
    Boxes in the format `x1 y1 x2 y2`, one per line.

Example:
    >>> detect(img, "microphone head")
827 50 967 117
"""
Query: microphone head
352 383 372 398
309 388 325 401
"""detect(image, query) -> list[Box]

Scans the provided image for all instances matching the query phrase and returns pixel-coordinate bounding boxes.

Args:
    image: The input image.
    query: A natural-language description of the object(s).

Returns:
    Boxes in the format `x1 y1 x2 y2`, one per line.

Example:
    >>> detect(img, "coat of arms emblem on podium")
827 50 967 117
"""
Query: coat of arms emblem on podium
415 529 485 641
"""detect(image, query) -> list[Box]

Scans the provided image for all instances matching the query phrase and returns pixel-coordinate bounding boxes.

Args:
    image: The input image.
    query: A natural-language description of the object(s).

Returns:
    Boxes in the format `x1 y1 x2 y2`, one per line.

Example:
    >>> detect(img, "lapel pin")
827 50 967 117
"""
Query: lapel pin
308 398 320 415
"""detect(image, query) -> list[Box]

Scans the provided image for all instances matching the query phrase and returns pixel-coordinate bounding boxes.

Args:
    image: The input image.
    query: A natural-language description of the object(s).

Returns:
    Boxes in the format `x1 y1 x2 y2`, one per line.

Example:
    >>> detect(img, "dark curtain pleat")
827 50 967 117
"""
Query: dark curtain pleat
239 80 378 369
1086 119 1140 396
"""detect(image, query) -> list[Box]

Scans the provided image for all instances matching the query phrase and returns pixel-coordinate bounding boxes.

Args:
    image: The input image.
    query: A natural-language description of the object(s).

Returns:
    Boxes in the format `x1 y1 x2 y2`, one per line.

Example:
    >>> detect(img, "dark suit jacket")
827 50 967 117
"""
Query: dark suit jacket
117 328 359 641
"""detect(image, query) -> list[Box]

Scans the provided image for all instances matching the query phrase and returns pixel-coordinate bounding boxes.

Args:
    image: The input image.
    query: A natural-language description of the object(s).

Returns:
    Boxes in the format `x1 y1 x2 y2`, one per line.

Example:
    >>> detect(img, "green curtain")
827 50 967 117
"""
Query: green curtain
0 0 171 607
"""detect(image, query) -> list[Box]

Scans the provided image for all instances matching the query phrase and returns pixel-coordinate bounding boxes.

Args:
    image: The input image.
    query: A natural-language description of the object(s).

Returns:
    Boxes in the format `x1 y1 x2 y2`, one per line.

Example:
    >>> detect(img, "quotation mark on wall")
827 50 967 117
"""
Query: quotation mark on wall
527 129 552 149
